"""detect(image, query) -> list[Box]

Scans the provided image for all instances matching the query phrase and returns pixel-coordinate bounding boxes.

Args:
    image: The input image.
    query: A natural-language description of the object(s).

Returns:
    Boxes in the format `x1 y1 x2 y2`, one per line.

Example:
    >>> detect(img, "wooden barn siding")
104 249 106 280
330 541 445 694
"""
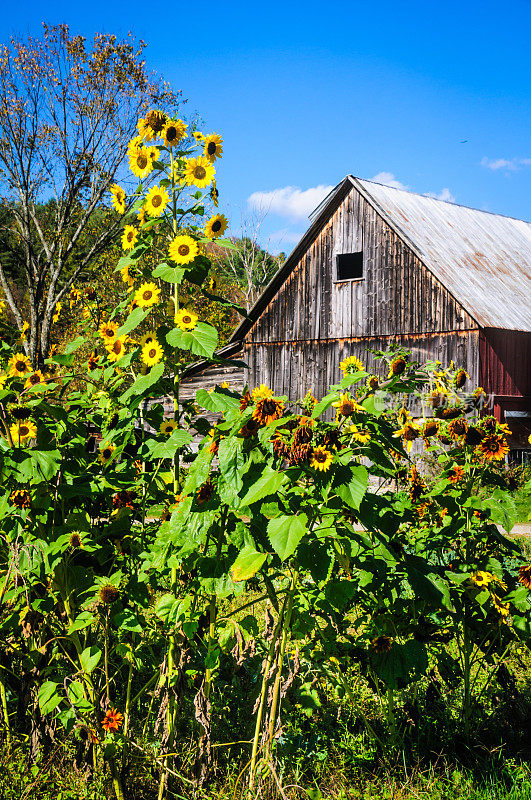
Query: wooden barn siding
479 329 531 398
249 188 476 344
244 330 479 400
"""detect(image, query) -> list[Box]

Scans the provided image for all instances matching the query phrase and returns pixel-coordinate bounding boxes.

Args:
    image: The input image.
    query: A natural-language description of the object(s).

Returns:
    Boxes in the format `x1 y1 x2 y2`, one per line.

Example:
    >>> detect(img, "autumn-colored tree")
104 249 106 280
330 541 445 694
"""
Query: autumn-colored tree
0 24 179 365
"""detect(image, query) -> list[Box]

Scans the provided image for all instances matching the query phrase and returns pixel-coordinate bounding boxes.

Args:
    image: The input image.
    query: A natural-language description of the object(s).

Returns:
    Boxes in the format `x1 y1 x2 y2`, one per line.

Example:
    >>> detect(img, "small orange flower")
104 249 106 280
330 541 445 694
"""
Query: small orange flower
102 708 124 732
448 464 465 485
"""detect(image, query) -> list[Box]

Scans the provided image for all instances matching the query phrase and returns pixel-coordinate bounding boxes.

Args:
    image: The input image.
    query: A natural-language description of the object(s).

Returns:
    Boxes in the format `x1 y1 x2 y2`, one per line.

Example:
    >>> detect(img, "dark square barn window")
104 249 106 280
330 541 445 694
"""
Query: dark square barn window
335 251 363 281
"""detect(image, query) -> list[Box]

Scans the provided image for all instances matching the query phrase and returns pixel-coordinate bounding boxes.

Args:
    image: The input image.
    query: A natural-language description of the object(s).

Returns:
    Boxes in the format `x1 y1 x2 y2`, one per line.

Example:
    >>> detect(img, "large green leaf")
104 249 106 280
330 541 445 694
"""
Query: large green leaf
115 307 151 339
196 387 240 414
79 646 102 674
166 322 218 358
231 545 267 581
240 466 287 506
38 681 62 715
335 465 368 510
218 437 244 493
267 514 308 561
146 429 193 460
152 262 185 283
120 361 165 403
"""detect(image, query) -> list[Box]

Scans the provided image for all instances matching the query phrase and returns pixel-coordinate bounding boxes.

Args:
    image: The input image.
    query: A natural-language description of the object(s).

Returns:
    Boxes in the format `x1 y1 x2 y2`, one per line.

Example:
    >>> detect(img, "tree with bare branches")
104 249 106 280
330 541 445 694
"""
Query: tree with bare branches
0 24 179 365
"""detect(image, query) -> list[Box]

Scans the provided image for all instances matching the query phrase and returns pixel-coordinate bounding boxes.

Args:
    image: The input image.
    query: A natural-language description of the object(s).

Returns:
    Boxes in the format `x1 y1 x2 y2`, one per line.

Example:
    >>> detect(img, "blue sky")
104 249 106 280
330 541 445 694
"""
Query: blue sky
8 0 531 253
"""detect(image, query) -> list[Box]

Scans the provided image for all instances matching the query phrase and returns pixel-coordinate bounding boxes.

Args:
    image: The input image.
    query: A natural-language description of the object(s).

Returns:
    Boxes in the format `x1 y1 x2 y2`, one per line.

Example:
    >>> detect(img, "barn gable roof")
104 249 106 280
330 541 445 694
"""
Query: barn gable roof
231 175 531 340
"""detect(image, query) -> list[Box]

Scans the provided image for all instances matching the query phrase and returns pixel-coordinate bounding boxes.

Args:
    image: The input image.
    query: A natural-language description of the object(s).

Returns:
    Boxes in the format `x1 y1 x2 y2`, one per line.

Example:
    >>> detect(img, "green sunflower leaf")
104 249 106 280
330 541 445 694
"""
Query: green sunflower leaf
166 322 218 359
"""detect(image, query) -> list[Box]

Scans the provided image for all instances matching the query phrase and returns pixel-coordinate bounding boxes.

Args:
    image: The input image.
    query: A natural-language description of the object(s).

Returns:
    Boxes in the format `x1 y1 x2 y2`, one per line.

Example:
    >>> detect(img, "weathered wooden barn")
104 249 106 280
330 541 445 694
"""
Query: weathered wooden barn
184 176 531 457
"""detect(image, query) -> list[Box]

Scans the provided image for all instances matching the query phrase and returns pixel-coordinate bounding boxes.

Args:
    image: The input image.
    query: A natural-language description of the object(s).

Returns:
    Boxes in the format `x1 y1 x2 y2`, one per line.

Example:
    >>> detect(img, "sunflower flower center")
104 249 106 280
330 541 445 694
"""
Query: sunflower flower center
19 425 29 436
137 154 148 169
148 348 156 358
152 195 162 207
316 451 327 463
207 142 217 155
178 244 190 256
103 449 111 459
143 290 153 301
194 166 206 180
16 360 26 372
182 315 191 324
212 220 222 232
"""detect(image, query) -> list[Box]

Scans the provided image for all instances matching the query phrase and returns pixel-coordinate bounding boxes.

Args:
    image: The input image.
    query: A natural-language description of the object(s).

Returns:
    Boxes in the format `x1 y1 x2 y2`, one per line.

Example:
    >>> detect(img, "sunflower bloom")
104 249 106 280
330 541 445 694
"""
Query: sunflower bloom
102 708 124 733
52 302 62 323
448 464 465 485
348 424 371 444
518 565 531 590
141 339 163 367
168 235 199 266
310 446 334 472
252 384 273 402
478 435 510 462
137 206 147 226
388 355 407 377
24 370 45 390
121 225 138 251
129 147 153 179
340 355 364 373
333 392 362 418
110 184 126 214
99 321 118 344
134 283 160 309
98 443 116 465
10 488 31 508
454 369 469 389
163 119 188 148
8 353 31 378
106 336 127 363
120 264 134 286
193 131 205 142
145 185 170 217
491 594 510 618
144 109 167 137
174 308 198 331
203 133 223 161
10 419 37 445
204 214 228 239
470 571 495 587
183 156 215 188
160 419 177 435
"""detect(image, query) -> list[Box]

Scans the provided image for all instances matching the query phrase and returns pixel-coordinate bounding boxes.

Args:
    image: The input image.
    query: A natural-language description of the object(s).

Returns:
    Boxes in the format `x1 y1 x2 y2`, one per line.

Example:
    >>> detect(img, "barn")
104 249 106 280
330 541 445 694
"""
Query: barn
183 176 531 459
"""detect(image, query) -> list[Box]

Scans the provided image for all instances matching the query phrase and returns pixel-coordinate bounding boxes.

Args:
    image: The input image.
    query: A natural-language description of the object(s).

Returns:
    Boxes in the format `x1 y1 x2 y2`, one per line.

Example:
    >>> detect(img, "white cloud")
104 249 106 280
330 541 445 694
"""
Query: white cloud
481 156 531 171
370 172 410 190
247 184 334 221
425 187 456 203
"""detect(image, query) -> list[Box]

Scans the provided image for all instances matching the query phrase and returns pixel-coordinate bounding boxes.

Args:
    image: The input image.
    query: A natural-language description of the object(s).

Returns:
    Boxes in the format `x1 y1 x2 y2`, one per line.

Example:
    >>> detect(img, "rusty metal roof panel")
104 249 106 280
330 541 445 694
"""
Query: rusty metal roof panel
352 177 531 331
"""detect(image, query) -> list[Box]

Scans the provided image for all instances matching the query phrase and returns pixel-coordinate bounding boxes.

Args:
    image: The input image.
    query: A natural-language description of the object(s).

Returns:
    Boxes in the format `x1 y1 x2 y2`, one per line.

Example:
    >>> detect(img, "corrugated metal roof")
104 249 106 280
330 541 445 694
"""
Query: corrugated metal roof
352 176 531 331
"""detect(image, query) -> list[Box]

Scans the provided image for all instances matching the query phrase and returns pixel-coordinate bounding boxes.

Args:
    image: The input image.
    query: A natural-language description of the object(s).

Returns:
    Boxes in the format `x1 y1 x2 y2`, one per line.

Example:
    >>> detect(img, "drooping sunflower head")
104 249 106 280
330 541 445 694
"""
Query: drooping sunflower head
129 147 153 179
423 418 440 438
168 234 199 266
253 397 285 426
372 635 393 654
163 119 188 148
112 490 136 510
339 355 364 374
447 417 468 439
292 417 315 446
10 488 31 508
141 339 163 367
389 355 407 377
8 353 31 377
69 531 83 548
160 419 177 436
97 442 116 465
10 419 37 445
348 424 371 444
174 308 198 331
183 156 215 188
197 481 214 505
121 225 138 251
203 133 223 161
139 330 157 348
134 282 161 309
110 183 126 214
239 417 261 439
289 443 313 465
99 584 120 605
478 435 509 462
454 369 469 389
204 213 228 239
144 108 167 136
310 445 334 472
10 405 32 421
145 185 170 218
491 593 510 619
